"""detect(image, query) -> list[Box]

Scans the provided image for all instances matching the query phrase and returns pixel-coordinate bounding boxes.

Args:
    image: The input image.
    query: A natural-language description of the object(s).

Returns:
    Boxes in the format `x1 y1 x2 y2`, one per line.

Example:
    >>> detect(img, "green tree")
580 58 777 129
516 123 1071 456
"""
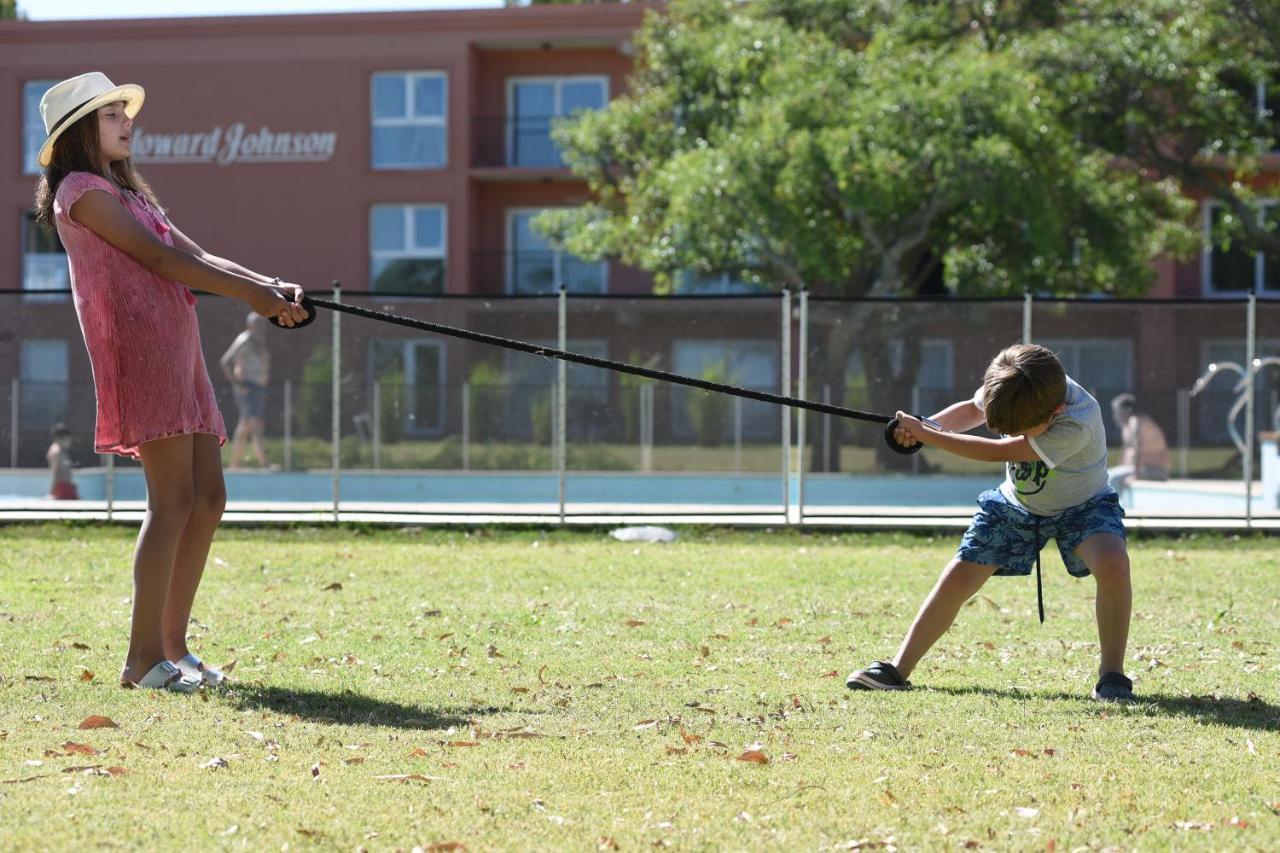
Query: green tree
0 1 23 20
539 0 1272 469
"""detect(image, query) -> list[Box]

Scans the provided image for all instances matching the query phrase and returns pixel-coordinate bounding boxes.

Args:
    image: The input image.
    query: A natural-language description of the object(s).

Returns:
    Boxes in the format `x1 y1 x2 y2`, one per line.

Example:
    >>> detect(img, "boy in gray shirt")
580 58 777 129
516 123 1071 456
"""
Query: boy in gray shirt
847 344 1134 701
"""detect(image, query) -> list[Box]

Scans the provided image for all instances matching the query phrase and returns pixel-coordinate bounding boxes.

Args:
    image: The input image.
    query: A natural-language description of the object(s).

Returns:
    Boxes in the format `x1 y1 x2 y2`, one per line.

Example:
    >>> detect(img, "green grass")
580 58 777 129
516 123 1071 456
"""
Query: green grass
1 525 1277 850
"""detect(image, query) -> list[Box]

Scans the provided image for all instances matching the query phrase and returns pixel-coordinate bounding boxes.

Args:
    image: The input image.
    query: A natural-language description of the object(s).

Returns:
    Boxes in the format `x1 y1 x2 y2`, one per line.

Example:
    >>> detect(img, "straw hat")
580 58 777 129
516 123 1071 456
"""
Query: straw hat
37 72 145 168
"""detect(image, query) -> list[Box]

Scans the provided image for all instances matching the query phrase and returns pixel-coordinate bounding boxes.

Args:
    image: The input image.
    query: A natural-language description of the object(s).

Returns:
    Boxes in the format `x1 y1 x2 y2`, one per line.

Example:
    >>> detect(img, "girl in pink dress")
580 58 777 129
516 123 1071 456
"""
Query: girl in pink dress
32 72 309 692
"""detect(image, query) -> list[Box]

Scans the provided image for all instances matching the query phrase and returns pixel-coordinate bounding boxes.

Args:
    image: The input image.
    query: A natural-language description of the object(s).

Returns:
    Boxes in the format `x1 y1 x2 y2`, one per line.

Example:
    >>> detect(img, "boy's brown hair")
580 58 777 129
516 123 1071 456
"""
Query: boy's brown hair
982 344 1066 434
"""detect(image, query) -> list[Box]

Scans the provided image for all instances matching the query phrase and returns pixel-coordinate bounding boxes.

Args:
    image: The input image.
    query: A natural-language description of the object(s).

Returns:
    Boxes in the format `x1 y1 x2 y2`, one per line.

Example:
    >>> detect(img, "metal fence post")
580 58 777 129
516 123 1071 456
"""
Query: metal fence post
1245 290 1257 527
733 396 742 475
372 380 382 472
105 452 114 521
557 286 567 524
1023 289 1033 344
781 289 792 523
640 384 653 473
797 289 808 523
1176 387 1189 479
9 378 17 468
331 281 341 523
911 385 922 476
283 380 293 472
462 381 470 472
822 385 831 474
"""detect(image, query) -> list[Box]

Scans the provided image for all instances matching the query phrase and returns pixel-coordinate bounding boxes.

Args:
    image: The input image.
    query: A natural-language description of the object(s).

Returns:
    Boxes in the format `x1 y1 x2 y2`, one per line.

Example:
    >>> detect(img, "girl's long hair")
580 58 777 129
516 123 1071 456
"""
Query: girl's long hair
33 107 162 228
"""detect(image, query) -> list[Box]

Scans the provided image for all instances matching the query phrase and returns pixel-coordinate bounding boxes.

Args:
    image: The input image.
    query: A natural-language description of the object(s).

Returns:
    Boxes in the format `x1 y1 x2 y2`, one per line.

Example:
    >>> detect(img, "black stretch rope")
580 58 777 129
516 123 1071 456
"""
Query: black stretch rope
302 295 907 429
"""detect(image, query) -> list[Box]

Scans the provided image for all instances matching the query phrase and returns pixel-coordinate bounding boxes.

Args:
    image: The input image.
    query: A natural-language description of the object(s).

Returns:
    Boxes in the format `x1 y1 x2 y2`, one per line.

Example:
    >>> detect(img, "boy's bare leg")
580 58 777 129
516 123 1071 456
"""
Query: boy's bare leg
1073 533 1131 675
892 559 998 679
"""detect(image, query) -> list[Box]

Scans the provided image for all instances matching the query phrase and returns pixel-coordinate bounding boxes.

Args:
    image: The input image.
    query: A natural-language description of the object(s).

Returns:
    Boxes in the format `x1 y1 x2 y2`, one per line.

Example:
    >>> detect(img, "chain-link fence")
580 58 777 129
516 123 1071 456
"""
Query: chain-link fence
2 289 1276 524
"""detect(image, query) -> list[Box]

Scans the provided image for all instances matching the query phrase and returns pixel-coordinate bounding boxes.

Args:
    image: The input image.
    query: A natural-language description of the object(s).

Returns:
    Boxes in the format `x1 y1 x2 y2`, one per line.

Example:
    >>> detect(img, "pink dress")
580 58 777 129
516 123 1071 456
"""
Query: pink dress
54 171 226 459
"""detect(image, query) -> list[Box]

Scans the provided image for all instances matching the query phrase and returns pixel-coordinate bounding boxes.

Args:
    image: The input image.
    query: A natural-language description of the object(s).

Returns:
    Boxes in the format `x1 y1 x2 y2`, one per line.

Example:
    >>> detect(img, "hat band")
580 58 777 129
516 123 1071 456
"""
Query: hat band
48 96 97 136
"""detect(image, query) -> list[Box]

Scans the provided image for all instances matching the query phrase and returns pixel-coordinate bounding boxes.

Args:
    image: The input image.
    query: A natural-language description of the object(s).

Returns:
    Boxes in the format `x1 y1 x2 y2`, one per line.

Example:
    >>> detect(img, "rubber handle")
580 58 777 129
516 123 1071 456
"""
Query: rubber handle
269 297 318 330
884 417 924 455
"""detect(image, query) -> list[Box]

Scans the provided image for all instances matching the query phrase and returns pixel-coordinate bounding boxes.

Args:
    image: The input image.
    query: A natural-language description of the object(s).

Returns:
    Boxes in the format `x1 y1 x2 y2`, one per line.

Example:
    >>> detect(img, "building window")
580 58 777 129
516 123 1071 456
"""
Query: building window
507 76 607 167
503 340 609 441
670 339 779 441
369 205 446 294
20 339 69 431
371 71 447 169
508 209 606 294
674 271 769 295
1203 201 1280 295
369 338 445 437
24 80 57 175
22 212 69 301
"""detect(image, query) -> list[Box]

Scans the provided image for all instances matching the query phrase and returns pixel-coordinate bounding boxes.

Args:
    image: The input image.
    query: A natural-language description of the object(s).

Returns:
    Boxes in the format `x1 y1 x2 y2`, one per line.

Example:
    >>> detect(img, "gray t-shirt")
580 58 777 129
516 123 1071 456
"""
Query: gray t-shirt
972 376 1109 516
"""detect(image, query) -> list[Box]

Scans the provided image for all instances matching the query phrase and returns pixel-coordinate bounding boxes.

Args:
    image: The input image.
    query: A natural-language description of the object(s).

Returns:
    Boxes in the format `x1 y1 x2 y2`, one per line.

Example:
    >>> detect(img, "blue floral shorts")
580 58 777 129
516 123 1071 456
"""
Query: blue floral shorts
956 488 1126 578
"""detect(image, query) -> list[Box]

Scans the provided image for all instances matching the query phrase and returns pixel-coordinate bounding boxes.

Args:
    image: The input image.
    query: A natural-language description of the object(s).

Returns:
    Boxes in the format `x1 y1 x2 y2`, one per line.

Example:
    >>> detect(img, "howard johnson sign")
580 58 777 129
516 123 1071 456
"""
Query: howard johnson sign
132 124 337 166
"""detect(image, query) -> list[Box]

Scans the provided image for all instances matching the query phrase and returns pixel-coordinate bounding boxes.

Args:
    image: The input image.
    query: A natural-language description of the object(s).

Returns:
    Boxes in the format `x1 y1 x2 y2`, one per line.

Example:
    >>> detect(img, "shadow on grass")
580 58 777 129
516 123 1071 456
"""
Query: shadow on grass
925 685 1280 731
225 684 512 730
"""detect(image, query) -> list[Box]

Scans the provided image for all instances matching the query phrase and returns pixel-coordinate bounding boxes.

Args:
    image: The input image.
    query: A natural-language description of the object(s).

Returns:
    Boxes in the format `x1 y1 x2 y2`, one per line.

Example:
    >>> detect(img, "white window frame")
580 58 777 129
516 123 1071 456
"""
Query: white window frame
21 212 70 302
505 207 608 295
24 79 58 176
369 204 448 294
505 75 609 167
370 71 448 170
1201 199 1280 296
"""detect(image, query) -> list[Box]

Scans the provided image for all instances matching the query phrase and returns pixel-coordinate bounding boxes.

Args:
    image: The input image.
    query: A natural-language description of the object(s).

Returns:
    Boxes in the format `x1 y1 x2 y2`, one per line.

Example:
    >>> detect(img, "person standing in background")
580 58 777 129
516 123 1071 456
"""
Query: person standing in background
221 313 274 470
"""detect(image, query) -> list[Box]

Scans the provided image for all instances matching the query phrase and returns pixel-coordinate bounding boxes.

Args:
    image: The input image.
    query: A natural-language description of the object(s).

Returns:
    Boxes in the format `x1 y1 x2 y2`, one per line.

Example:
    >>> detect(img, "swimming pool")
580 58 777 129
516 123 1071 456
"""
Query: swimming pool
1 468 1270 518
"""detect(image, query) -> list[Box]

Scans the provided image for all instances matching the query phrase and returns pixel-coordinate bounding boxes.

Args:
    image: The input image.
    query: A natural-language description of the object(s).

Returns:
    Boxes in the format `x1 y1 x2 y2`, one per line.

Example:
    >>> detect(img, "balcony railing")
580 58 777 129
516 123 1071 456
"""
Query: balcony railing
473 117 571 169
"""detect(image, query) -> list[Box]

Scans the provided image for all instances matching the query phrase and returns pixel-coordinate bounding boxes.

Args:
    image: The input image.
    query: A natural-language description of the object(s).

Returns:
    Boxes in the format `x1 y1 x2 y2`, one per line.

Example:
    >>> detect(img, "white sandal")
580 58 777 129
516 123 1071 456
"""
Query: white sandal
176 653 225 687
123 660 202 693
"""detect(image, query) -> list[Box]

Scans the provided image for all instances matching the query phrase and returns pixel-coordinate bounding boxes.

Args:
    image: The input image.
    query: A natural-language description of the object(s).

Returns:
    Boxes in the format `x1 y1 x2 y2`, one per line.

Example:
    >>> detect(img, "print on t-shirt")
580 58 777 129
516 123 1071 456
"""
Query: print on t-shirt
1011 460 1052 496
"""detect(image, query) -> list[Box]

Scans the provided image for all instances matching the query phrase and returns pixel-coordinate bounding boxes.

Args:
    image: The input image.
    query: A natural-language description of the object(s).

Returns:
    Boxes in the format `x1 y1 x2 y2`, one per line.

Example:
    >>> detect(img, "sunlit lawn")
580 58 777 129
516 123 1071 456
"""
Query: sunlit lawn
1 524 1277 850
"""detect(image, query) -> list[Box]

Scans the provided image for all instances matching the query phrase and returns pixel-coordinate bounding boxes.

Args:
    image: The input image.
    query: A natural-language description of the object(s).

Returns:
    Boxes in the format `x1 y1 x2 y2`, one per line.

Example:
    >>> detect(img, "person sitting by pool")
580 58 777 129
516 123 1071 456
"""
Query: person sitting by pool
1107 393 1170 499
47 423 79 500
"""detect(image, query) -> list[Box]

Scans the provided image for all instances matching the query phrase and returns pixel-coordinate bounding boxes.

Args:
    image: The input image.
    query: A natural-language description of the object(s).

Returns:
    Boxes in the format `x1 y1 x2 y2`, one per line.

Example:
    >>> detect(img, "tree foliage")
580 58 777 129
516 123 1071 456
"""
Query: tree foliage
539 0 1276 468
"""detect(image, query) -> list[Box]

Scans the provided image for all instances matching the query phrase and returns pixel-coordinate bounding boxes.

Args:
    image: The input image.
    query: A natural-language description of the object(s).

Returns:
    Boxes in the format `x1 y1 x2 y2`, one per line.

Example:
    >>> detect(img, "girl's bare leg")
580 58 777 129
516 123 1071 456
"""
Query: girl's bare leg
162 433 227 661
121 434 195 684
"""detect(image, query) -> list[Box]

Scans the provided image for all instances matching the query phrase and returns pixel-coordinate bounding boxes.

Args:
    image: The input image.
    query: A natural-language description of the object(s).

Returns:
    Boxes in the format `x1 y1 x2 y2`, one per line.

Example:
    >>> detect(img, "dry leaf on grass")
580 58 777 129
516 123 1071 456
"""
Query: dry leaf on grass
79 670 95 683
343 757 366 765
323 582 343 591
445 741 480 748
77 716 118 730
408 747 430 757
424 843 465 852
624 619 646 627
25 675 55 682
633 720 659 731
200 757 230 770
60 742 100 756
737 750 769 764
597 837 620 851
71 642 90 650
375 773 445 784
679 727 702 745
